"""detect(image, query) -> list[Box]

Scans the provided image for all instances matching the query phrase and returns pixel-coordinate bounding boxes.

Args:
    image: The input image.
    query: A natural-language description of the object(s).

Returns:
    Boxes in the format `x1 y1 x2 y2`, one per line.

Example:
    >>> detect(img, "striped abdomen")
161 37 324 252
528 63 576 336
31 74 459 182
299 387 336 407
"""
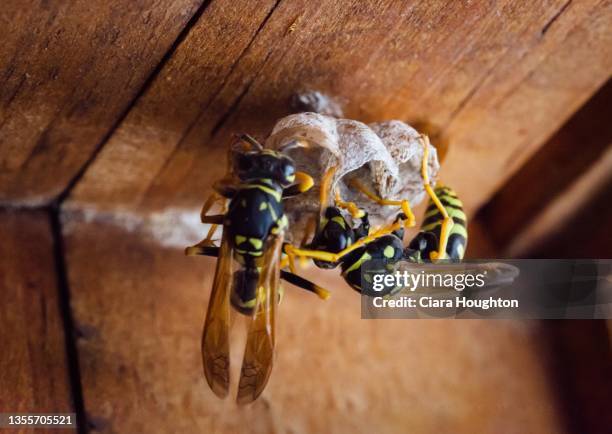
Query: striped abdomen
420 186 468 260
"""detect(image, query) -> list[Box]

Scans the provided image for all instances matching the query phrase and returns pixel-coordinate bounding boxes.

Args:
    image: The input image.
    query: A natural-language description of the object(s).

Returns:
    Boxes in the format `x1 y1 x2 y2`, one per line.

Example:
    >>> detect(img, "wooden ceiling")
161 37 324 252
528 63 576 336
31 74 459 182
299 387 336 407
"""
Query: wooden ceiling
1 0 610 221
1 1 611 433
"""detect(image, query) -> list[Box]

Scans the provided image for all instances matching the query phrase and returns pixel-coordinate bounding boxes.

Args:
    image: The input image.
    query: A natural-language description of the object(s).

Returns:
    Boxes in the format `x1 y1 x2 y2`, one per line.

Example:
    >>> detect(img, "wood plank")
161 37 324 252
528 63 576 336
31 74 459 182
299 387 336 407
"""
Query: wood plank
494 141 612 257
67 0 612 218
0 210 73 429
0 0 204 206
440 0 612 214
522 178 612 258
541 320 612 434
66 0 281 212
63 217 565 433
478 79 612 252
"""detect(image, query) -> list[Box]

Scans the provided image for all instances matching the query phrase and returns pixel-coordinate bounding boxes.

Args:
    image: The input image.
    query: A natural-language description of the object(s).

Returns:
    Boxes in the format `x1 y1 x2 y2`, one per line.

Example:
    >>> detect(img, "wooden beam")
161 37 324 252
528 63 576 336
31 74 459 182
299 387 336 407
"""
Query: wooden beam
522 178 612 258
0 0 206 206
0 210 73 418
66 0 282 212
540 321 612 434
441 0 612 215
66 0 612 218
478 79 612 253
63 217 565 432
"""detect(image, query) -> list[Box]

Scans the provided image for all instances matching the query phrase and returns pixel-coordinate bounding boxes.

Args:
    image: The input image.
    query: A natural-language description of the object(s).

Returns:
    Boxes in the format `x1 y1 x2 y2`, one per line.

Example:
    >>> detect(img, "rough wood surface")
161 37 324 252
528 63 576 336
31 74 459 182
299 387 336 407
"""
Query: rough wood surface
541 321 612 434
0 0 204 206
441 0 611 214
66 0 612 218
63 219 564 434
479 79 612 252
2 1 610 432
524 179 612 258
0 210 73 431
501 143 612 257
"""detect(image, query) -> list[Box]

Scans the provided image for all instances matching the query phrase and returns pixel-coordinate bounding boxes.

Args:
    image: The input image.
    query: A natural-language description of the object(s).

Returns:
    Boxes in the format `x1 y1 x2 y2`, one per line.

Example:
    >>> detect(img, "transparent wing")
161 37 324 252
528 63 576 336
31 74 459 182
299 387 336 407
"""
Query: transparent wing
236 234 282 404
201 228 233 398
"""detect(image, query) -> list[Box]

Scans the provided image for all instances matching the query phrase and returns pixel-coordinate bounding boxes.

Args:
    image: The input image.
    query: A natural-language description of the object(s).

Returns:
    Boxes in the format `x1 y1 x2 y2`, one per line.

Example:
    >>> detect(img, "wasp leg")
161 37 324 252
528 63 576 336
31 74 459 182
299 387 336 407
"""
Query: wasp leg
201 215 225 224
317 166 337 215
316 165 364 217
284 219 403 265
420 134 453 261
186 216 224 256
349 179 415 227
187 214 226 255
334 188 365 219
283 171 314 197
200 192 221 222
201 194 229 246
198 193 224 246
186 242 220 256
280 270 330 300
190 245 330 299
296 216 318 267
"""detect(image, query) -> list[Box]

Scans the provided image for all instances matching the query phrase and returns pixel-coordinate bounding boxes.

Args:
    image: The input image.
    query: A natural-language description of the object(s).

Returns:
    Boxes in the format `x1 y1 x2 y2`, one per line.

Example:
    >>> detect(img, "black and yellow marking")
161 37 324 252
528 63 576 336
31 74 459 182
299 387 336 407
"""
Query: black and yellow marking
225 179 286 259
187 245 330 306
416 185 467 261
339 234 404 292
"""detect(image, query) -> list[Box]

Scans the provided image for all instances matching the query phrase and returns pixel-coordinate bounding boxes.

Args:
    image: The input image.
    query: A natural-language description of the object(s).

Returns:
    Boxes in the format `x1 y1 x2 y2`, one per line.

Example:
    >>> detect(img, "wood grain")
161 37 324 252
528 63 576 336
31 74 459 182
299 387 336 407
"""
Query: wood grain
64 217 564 434
0 210 73 432
66 0 612 218
0 0 204 206
478 79 612 251
524 179 612 258
501 143 612 257
440 0 612 214
541 321 612 434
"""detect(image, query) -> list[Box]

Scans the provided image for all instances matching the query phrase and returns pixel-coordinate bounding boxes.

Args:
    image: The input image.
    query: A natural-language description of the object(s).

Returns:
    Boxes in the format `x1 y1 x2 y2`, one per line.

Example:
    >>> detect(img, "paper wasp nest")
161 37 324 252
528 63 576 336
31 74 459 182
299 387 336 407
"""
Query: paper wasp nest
265 112 440 243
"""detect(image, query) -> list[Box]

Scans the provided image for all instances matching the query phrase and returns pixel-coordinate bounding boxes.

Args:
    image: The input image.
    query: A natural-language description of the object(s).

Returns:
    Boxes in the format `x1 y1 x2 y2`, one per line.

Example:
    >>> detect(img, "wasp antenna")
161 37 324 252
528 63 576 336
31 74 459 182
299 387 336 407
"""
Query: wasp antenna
238 133 264 150
278 138 309 153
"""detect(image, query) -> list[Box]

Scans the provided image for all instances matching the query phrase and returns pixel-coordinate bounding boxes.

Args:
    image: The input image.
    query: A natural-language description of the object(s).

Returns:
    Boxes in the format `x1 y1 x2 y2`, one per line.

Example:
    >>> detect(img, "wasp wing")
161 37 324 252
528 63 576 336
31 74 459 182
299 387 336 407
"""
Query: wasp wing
201 228 233 398
236 234 282 404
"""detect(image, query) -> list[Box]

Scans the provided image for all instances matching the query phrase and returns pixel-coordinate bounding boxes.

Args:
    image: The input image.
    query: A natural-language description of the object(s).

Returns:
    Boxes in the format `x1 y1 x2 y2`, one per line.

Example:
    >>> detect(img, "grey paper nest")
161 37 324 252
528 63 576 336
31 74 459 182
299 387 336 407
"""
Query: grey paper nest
265 112 440 243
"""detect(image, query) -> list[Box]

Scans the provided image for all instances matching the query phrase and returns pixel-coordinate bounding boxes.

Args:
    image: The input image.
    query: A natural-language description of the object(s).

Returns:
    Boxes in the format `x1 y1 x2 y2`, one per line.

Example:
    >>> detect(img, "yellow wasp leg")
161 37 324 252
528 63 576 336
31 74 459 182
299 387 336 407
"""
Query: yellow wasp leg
279 255 331 300
186 214 225 256
187 192 228 256
310 286 331 300
281 250 298 275
334 189 365 219
318 166 337 215
297 216 318 267
203 194 228 245
320 165 364 218
284 219 402 265
420 134 453 261
200 192 221 222
349 179 415 227
294 171 314 193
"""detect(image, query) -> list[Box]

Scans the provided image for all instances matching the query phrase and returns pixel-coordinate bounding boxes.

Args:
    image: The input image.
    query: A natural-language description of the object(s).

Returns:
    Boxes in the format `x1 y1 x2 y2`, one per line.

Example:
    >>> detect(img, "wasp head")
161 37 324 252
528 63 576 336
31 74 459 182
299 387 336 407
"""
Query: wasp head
234 150 296 187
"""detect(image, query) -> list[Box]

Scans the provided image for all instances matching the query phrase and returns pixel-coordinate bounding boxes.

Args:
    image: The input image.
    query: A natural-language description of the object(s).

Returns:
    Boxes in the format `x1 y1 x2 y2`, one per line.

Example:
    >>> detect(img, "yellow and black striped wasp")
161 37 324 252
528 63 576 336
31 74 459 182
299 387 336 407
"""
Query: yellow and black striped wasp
283 134 468 292
291 133 519 299
186 134 330 404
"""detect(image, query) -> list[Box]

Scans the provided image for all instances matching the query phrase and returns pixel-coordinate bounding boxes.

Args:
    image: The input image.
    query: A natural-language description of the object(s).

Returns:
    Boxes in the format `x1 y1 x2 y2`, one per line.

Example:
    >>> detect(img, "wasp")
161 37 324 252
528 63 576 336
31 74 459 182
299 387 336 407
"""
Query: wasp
186 134 330 404
283 135 468 293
